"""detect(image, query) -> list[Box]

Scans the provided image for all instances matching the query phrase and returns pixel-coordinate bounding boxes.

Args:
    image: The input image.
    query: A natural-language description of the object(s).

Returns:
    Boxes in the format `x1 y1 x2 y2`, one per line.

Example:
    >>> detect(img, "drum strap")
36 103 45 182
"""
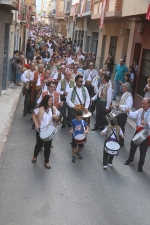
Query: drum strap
74 87 83 106
107 129 119 143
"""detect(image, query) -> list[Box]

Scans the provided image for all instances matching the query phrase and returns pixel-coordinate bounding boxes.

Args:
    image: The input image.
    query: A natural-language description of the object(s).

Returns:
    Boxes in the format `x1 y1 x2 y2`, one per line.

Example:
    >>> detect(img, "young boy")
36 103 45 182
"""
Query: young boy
69 110 89 163
101 118 124 169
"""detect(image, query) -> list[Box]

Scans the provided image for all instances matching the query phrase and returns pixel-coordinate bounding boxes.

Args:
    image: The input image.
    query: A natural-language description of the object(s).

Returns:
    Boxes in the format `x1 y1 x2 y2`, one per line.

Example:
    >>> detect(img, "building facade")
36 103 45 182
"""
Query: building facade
64 0 150 109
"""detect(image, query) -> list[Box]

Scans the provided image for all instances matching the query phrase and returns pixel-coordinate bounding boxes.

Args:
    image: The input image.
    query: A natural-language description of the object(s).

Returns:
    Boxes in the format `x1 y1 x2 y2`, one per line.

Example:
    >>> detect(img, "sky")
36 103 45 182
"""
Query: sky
36 0 42 12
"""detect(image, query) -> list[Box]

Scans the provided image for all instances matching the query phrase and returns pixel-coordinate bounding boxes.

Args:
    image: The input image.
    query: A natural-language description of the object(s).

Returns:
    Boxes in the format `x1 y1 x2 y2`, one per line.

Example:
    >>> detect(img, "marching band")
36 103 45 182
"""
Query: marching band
19 24 150 172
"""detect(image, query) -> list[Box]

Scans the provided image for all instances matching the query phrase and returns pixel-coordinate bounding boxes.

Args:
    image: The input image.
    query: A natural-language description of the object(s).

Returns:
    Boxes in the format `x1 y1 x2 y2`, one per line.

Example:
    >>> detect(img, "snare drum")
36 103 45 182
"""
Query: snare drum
74 134 86 144
132 129 149 145
105 141 120 155
83 111 91 127
40 125 57 142
105 109 122 124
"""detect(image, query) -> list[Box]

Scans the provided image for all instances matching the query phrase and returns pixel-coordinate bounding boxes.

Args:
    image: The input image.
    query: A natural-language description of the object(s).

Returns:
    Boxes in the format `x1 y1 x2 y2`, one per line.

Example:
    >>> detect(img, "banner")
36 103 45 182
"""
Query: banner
73 4 77 22
18 0 21 20
146 4 150 21
99 0 107 28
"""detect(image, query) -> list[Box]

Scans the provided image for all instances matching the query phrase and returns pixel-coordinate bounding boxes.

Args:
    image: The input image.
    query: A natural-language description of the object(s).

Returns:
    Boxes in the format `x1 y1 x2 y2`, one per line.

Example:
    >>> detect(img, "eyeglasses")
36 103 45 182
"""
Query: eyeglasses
89 65 94 66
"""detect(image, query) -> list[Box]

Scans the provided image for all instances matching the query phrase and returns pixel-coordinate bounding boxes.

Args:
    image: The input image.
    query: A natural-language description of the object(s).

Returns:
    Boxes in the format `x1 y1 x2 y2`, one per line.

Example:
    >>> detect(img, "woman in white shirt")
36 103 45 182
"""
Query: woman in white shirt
32 95 58 169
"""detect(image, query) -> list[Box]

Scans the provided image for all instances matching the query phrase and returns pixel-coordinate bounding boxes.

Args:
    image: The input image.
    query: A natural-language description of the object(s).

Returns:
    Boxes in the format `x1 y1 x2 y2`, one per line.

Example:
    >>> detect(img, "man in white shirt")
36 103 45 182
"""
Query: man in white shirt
57 71 75 128
83 62 98 97
21 63 35 116
124 98 150 172
37 81 61 109
92 69 103 94
66 74 90 123
112 82 133 146
66 52 73 65
53 65 66 86
91 75 112 131
36 69 53 92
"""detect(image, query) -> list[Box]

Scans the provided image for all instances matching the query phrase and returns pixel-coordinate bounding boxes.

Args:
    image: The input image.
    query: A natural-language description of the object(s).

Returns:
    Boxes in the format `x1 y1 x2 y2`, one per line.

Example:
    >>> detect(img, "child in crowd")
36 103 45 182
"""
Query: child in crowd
119 72 131 85
101 118 124 169
69 110 89 163
144 77 150 98
15 59 22 86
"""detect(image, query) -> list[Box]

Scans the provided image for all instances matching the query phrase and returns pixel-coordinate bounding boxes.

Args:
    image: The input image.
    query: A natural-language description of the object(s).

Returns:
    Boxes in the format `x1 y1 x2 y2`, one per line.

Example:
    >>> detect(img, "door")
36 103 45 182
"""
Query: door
109 36 118 58
90 32 99 55
99 35 106 68
86 36 90 52
2 24 9 90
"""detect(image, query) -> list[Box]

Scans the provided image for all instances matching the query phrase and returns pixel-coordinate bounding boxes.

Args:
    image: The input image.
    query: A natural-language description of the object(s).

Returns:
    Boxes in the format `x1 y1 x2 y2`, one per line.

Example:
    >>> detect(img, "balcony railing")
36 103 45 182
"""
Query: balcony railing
0 0 19 10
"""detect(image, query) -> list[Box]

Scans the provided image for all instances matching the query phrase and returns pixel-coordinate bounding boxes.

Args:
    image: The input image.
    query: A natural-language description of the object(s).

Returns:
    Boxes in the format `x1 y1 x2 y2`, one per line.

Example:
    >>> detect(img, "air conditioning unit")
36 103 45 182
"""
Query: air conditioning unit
52 9 56 15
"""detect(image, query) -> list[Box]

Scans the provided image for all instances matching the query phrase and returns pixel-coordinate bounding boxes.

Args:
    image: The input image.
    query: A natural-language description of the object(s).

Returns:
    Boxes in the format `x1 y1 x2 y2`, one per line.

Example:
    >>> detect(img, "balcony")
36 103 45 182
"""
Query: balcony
85 1 91 12
92 0 122 20
0 0 19 10
31 5 36 16
78 0 92 17
65 0 72 15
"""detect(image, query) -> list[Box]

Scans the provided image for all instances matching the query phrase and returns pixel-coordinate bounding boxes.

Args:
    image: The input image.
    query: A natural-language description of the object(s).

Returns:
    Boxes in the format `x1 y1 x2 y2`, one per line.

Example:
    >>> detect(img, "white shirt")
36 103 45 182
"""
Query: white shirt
66 57 73 65
53 72 64 80
36 73 43 86
119 92 133 112
66 86 90 109
56 79 74 96
34 107 57 129
50 66 58 79
92 84 112 109
21 70 34 83
37 90 61 105
77 55 85 60
128 109 150 130
101 126 123 138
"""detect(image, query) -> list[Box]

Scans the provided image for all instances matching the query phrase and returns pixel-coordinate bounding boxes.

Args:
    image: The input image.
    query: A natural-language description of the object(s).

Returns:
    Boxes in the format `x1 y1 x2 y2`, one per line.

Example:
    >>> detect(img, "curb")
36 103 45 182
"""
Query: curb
0 85 22 160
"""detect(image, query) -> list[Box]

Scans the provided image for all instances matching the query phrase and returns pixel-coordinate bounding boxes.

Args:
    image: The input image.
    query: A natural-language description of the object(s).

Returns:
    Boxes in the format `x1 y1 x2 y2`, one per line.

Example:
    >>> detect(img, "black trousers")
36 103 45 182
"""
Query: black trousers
34 131 52 163
24 88 32 113
103 150 114 166
95 101 106 129
60 100 74 126
117 113 127 146
128 133 148 167
84 84 94 98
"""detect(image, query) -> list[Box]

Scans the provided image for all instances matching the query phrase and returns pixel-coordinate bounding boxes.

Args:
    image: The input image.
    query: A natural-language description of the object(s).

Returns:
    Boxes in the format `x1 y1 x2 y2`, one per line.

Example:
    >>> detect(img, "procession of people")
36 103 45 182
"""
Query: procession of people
12 23 150 173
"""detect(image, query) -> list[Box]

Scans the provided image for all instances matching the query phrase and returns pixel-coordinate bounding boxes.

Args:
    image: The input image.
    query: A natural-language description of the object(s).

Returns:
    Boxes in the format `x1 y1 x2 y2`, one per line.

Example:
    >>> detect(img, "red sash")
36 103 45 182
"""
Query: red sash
136 126 150 145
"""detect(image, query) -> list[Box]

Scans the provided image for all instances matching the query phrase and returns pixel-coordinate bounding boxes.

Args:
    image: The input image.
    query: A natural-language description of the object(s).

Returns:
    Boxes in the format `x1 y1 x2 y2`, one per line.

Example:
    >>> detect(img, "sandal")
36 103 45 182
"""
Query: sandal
31 158 37 163
44 163 51 169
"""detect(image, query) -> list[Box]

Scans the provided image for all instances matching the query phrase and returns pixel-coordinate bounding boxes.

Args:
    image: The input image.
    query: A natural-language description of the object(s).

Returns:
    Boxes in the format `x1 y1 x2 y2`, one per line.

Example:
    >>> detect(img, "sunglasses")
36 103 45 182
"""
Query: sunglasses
78 80 83 83
89 65 94 66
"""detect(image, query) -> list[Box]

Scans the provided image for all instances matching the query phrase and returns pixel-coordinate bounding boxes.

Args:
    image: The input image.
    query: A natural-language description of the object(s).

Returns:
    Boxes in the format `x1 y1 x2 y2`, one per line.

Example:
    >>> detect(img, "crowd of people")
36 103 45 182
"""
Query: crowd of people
12 23 150 173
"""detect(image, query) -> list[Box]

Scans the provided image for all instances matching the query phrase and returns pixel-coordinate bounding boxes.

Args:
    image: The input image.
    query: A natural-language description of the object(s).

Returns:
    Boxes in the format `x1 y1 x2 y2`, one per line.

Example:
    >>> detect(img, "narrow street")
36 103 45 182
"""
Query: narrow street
0 96 150 225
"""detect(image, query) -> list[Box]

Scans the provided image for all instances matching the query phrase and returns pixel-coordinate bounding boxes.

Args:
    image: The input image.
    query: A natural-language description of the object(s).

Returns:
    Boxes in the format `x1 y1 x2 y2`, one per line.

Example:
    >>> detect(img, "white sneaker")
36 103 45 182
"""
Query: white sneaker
103 165 107 169
108 163 113 167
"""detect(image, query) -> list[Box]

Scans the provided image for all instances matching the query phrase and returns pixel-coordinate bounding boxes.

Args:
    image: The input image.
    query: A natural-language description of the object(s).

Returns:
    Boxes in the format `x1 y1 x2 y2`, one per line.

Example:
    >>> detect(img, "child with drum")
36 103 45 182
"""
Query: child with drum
101 118 124 169
69 110 89 163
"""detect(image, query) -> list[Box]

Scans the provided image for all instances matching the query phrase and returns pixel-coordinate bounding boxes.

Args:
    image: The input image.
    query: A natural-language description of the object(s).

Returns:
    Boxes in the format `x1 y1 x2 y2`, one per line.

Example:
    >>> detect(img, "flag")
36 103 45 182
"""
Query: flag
99 0 107 28
146 4 150 21
80 0 84 17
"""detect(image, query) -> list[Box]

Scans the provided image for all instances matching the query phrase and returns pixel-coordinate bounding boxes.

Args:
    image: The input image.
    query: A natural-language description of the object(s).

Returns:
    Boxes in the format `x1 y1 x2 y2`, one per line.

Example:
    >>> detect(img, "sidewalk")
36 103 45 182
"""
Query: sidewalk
0 82 22 159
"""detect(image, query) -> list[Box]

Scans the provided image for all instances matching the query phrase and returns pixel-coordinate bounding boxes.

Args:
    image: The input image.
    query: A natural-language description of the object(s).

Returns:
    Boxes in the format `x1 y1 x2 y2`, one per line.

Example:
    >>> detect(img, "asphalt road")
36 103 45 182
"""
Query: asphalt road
0 96 150 225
